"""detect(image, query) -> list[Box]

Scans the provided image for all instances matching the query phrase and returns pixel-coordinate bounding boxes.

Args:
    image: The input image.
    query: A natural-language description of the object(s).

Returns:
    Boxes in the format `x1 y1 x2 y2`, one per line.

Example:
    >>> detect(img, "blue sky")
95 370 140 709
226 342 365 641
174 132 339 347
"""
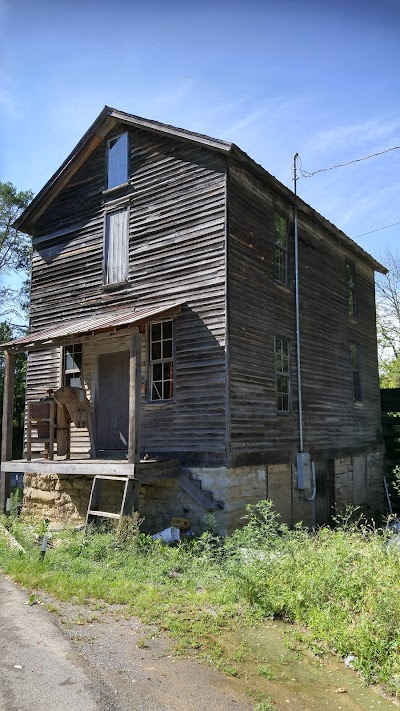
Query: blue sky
1 0 399 264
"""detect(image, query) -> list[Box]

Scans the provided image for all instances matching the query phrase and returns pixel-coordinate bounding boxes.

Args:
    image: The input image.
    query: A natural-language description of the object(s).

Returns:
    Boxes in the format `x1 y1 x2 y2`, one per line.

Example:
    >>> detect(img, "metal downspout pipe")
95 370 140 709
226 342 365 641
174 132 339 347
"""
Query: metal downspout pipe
293 154 316 512
293 153 304 453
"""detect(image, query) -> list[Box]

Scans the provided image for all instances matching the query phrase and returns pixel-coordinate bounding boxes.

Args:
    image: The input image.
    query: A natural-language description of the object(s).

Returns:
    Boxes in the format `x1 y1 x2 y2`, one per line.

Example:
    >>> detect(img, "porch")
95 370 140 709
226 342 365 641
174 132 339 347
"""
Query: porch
1 457 180 484
0 303 182 513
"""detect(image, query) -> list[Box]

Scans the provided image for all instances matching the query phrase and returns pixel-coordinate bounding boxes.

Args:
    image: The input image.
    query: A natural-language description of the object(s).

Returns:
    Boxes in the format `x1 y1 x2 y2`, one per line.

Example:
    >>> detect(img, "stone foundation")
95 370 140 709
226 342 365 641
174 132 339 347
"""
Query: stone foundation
334 452 385 519
21 452 386 534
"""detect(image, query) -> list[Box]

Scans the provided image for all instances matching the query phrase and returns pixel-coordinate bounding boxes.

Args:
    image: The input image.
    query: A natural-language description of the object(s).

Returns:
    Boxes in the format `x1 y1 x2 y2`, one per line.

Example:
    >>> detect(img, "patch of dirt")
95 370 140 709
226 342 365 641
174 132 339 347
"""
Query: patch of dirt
39 595 254 711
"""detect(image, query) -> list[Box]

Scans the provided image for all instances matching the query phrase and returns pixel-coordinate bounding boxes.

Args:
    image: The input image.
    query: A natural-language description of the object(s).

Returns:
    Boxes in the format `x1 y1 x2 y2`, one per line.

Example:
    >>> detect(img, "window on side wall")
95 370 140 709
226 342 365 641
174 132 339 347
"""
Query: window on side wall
149 321 174 402
275 337 290 412
346 260 356 316
274 213 288 284
103 207 129 286
350 342 362 402
106 132 128 189
63 343 82 387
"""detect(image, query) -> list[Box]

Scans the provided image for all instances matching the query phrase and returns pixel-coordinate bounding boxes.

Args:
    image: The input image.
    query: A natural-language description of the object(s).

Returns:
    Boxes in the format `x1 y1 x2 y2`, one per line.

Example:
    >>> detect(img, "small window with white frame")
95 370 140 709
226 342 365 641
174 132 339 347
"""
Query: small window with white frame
274 213 288 284
63 343 82 388
103 207 129 286
149 321 174 402
106 132 128 189
275 337 290 412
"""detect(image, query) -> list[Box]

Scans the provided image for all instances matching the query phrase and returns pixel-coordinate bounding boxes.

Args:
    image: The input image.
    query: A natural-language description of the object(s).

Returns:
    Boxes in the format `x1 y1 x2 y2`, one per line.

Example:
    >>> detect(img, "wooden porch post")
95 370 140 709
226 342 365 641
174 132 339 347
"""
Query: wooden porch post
0 350 15 513
128 330 142 466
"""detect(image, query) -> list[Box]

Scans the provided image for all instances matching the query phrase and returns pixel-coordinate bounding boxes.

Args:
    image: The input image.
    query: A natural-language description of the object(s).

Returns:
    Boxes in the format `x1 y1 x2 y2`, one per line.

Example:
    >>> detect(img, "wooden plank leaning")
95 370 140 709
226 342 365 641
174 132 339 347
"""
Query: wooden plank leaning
0 350 15 513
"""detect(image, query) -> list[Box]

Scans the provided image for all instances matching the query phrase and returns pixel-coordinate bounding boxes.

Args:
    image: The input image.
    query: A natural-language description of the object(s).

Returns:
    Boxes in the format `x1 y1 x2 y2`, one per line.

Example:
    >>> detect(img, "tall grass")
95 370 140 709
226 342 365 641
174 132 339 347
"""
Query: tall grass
1 503 400 696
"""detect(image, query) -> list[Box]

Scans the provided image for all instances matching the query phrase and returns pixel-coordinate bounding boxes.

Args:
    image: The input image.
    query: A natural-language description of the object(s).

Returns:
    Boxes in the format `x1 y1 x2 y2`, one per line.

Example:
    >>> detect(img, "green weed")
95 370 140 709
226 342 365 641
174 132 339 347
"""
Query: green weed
1 501 400 696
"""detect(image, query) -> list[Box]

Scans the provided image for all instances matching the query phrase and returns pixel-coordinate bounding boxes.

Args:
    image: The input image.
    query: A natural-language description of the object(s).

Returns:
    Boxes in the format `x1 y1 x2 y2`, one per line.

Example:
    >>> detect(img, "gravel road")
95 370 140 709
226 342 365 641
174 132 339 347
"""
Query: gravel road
0 575 253 711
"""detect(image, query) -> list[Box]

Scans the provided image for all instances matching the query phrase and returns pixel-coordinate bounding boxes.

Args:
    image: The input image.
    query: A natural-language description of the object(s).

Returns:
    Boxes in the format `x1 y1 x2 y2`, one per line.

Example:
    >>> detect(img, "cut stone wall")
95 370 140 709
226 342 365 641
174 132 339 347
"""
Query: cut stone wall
21 466 268 535
188 465 267 534
334 453 385 519
366 452 385 518
22 473 92 521
21 452 386 533
334 457 354 511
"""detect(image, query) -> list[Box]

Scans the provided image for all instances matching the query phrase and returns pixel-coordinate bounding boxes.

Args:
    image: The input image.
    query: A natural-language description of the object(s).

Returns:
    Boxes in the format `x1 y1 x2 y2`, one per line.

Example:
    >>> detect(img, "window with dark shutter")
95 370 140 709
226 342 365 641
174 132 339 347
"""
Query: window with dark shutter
103 207 129 285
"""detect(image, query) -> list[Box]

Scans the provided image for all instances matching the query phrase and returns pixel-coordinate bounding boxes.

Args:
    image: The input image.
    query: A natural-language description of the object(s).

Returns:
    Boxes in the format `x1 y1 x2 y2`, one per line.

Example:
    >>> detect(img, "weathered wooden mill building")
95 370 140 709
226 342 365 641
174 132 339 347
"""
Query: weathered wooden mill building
0 107 386 532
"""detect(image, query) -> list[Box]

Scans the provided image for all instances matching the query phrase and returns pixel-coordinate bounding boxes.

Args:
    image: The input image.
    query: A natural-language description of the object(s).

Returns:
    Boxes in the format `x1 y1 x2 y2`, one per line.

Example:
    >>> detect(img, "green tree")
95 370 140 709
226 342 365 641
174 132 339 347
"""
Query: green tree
376 249 400 388
0 181 33 456
0 180 33 318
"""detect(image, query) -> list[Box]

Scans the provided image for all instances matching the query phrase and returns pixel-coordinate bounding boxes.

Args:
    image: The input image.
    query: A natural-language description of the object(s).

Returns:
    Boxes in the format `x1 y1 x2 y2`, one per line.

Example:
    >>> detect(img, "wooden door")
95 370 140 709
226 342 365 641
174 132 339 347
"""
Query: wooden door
314 459 335 525
96 351 130 451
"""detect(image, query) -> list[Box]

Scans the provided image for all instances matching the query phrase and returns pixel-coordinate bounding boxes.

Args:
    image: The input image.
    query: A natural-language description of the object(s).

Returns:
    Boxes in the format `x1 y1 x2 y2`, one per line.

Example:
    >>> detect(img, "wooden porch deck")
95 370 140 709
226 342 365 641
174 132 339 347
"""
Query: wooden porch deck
1 457 180 484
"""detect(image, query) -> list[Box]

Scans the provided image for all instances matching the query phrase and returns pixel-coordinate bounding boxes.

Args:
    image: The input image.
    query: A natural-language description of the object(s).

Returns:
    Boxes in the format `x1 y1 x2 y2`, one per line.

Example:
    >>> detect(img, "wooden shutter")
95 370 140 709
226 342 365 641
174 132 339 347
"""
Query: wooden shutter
104 208 129 284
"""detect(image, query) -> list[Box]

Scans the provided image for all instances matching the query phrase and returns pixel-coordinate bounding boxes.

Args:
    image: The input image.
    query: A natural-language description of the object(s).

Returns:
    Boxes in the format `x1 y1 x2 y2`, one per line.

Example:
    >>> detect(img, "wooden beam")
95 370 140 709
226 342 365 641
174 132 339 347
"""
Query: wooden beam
128 330 142 465
1 351 15 462
0 351 15 513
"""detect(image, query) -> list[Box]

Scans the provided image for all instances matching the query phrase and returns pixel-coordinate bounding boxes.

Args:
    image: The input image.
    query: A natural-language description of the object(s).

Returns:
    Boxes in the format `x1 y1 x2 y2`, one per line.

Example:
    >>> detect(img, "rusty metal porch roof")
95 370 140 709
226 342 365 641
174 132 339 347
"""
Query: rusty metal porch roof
1 303 182 352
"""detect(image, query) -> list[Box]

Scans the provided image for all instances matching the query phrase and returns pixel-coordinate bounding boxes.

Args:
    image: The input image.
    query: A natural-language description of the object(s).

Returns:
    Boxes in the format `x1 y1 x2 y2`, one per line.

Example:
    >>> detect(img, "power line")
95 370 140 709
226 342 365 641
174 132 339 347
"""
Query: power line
354 220 400 238
298 145 400 179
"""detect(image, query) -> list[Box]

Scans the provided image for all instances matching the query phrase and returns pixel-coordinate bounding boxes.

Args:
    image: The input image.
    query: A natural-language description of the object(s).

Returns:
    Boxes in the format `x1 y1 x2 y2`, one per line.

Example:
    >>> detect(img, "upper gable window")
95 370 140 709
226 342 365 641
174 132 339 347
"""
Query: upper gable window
274 214 288 285
345 260 356 316
107 132 128 189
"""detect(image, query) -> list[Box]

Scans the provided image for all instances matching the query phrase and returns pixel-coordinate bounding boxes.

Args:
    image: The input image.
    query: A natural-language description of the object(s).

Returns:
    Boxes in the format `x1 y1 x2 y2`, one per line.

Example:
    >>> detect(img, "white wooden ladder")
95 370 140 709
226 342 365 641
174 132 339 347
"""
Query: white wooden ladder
85 475 137 529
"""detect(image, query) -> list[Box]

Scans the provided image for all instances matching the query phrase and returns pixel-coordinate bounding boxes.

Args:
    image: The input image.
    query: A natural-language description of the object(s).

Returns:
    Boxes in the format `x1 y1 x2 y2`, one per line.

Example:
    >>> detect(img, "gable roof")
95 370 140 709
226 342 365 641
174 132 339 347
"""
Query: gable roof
15 106 386 274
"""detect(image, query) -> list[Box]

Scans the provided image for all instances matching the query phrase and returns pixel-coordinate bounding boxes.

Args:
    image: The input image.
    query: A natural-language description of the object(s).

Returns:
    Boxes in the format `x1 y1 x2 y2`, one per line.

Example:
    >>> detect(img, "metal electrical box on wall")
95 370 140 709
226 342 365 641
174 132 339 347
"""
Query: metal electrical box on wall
296 452 312 489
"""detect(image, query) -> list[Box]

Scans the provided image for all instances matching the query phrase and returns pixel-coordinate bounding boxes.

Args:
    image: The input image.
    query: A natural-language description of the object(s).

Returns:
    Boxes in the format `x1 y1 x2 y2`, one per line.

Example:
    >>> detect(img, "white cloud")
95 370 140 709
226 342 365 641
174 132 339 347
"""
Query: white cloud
305 116 400 155
222 96 301 140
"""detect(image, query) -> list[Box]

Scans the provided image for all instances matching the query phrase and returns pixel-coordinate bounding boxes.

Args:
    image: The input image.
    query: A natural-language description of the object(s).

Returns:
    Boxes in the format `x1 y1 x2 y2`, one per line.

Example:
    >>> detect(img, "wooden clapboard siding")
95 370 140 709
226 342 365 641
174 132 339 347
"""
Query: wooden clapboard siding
297 216 382 455
27 126 227 466
227 163 383 467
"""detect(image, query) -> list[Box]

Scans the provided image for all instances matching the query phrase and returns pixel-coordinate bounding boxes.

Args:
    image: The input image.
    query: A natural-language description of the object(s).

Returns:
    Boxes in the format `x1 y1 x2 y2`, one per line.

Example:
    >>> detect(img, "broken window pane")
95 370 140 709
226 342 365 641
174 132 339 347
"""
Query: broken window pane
163 321 173 339
151 323 161 342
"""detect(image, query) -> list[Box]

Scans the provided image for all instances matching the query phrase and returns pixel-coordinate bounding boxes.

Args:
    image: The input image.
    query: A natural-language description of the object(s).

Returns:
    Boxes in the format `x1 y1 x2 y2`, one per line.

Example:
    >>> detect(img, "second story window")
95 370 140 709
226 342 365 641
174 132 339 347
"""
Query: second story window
63 343 82 387
346 260 356 316
149 321 174 402
107 132 128 189
274 214 288 284
103 207 129 286
350 342 362 402
275 337 290 412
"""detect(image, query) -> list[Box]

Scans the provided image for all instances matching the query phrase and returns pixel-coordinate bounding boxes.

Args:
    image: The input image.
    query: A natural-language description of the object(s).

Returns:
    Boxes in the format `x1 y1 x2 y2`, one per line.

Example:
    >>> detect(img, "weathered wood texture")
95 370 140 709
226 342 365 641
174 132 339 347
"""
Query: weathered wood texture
27 127 227 466
227 163 383 467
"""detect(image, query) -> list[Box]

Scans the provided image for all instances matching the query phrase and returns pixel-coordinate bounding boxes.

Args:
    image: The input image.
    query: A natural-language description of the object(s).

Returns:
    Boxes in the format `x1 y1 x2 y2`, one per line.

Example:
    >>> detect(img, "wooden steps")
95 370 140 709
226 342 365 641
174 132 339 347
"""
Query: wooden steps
179 471 223 510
